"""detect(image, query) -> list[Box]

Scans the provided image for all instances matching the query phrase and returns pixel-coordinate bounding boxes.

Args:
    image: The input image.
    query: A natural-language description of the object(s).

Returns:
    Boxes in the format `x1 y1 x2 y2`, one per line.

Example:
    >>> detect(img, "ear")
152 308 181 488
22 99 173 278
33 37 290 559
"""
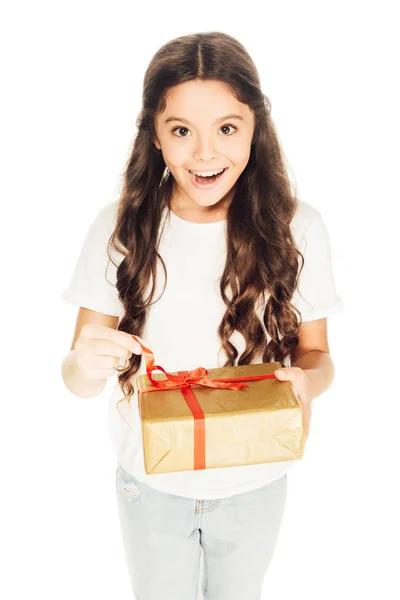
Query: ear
153 138 161 151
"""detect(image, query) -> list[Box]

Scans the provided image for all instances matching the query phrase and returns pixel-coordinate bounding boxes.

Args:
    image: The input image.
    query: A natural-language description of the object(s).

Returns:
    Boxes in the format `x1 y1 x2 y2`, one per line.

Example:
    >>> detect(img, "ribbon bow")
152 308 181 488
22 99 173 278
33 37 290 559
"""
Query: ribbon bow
132 335 248 392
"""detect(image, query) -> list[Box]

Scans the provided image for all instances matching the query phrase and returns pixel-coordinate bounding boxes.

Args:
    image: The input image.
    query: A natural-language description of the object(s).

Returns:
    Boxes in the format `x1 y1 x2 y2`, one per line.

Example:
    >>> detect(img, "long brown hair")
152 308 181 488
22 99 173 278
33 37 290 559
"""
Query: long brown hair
107 32 305 408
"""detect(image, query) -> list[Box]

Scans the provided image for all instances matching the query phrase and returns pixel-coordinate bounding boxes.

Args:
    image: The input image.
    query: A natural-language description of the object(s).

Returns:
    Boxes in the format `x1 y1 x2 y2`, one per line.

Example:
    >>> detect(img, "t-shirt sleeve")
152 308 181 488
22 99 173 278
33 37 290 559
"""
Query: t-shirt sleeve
291 213 344 321
61 206 124 318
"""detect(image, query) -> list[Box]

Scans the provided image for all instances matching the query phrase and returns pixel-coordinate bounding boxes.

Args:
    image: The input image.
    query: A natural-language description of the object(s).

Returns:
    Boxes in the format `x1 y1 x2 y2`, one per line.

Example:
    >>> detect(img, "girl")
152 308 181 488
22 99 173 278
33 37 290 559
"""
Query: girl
61 31 343 600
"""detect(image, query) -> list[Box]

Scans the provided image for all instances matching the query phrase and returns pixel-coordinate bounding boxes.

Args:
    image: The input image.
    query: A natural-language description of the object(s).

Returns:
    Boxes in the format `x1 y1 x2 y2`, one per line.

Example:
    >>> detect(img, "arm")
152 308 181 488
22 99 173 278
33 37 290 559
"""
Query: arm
274 318 335 404
273 319 336 439
290 349 335 401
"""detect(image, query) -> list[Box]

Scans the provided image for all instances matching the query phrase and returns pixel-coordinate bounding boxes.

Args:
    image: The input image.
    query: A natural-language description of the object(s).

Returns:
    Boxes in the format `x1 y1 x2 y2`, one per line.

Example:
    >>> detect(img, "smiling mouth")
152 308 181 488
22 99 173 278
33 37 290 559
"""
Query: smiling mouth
187 167 229 184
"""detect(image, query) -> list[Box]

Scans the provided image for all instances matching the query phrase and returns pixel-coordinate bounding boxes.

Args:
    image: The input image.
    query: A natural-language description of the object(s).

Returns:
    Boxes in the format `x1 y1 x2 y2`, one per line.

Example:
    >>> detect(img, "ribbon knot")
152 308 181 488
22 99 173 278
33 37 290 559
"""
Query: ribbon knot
142 353 248 391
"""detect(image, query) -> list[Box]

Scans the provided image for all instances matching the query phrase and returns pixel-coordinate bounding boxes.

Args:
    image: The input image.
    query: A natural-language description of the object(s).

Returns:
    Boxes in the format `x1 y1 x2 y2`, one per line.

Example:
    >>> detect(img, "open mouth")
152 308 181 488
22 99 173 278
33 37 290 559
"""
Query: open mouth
187 167 229 189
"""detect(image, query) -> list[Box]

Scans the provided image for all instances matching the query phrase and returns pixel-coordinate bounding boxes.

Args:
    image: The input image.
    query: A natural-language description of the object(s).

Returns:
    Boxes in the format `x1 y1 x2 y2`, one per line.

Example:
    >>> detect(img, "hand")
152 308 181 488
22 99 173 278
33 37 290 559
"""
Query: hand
274 367 313 440
74 325 145 381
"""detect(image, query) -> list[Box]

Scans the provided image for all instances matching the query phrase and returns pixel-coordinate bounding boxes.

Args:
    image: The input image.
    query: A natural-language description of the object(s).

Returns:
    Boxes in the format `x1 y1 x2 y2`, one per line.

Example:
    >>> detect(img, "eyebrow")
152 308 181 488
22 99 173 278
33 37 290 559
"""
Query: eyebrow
164 113 244 125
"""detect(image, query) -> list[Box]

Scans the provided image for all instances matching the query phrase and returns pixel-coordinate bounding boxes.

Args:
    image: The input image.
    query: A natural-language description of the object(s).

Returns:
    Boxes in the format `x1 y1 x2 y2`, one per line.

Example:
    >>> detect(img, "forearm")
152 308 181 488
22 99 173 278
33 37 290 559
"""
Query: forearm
61 350 108 399
291 350 335 401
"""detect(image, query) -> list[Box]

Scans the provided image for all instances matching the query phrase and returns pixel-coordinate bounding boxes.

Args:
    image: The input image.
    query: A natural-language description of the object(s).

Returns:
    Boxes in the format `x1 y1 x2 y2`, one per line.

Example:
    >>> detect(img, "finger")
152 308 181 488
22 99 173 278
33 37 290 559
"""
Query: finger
83 325 135 356
292 384 301 402
274 368 289 379
82 338 132 361
116 356 129 369
130 335 153 354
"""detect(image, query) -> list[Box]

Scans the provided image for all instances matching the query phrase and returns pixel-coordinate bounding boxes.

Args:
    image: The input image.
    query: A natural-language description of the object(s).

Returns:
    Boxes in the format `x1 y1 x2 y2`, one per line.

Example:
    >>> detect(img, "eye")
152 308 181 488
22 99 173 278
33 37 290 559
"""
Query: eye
171 126 190 137
219 124 237 135
171 124 238 137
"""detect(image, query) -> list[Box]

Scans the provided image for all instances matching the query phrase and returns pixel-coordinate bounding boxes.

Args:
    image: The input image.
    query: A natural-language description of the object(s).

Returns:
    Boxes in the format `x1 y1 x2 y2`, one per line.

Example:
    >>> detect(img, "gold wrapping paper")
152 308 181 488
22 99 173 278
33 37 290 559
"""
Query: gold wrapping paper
136 361 305 475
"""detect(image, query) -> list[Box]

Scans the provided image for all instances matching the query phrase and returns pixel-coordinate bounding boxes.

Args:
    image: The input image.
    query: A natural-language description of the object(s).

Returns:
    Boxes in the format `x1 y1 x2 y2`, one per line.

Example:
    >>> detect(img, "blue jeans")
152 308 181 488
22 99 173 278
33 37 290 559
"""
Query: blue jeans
116 464 288 600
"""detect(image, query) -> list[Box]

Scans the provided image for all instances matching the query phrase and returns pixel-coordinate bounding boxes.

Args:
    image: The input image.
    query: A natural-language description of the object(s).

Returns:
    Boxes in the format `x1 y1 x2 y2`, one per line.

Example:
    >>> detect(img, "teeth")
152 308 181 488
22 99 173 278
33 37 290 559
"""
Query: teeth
190 168 225 177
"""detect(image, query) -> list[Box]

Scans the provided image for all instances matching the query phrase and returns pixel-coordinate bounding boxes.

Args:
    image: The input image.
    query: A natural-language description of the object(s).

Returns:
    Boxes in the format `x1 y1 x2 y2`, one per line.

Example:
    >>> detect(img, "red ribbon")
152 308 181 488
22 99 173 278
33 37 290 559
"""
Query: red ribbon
132 335 277 470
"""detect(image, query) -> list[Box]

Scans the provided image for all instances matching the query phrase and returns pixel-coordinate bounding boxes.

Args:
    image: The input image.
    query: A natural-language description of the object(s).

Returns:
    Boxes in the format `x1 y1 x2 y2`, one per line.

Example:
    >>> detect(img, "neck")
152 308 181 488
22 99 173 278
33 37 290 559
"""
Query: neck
169 184 233 224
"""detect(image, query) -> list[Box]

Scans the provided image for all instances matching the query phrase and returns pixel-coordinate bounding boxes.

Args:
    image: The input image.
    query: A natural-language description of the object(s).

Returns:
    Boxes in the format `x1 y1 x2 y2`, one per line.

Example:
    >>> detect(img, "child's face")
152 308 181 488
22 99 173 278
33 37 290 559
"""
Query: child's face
153 78 255 214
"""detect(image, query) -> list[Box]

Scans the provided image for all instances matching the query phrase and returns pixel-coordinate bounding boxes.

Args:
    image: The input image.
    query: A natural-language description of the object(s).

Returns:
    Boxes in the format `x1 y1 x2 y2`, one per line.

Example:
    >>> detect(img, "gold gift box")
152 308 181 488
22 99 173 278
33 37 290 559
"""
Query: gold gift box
136 361 305 475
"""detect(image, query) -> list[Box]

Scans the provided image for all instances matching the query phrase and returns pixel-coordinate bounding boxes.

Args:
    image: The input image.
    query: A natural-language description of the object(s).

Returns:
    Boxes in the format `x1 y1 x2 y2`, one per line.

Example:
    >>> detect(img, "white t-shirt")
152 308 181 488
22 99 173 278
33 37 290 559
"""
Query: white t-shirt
62 199 343 499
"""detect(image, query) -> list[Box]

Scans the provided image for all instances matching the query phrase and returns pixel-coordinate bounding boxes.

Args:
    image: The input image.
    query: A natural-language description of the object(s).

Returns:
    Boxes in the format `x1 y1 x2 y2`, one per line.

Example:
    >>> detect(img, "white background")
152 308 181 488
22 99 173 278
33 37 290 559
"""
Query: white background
1 1 399 599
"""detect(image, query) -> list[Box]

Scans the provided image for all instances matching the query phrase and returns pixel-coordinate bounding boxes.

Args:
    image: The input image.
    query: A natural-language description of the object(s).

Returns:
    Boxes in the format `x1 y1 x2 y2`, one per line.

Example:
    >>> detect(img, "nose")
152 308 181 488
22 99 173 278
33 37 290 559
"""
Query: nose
193 134 219 163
